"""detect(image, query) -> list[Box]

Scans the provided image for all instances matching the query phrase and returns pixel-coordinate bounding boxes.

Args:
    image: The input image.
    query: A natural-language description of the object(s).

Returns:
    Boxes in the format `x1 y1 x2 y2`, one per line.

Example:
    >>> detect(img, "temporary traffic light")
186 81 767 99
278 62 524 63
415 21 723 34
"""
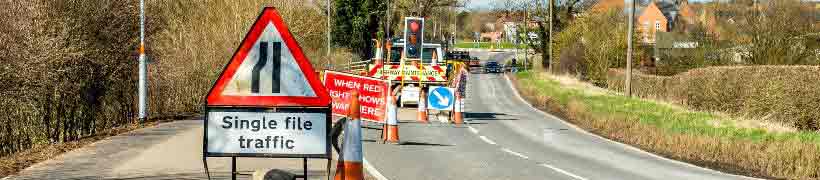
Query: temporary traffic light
404 17 424 59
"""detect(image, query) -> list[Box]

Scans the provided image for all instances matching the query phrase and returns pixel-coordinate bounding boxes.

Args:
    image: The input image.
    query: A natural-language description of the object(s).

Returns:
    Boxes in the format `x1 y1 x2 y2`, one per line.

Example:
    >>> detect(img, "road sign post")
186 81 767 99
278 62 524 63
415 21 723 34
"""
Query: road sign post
202 7 332 180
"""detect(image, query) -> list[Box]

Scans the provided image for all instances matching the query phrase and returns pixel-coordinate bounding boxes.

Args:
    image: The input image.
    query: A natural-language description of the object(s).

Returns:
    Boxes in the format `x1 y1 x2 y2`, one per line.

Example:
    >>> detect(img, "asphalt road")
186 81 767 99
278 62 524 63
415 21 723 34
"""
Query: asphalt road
361 51 754 180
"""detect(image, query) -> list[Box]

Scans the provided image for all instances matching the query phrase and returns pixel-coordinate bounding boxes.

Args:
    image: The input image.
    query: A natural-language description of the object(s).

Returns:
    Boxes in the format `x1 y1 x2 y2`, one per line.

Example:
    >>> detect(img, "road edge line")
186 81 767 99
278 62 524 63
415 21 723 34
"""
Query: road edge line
503 73 760 180
363 157 389 180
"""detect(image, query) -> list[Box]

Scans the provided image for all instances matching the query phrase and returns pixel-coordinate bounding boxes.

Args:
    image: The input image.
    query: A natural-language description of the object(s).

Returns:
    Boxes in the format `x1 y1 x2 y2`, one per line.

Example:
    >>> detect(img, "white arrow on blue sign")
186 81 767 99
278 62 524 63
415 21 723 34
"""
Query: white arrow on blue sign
427 86 455 110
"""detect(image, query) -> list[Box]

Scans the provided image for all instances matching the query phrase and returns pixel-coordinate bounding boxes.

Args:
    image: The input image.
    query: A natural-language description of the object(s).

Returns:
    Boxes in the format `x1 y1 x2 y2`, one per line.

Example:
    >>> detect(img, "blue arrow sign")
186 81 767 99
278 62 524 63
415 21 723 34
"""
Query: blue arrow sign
428 86 455 110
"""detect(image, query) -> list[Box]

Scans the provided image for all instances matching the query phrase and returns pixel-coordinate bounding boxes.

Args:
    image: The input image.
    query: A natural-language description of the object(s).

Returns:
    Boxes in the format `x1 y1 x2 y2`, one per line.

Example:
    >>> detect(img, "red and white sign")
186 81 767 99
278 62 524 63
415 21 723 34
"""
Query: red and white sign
324 71 390 123
206 7 330 107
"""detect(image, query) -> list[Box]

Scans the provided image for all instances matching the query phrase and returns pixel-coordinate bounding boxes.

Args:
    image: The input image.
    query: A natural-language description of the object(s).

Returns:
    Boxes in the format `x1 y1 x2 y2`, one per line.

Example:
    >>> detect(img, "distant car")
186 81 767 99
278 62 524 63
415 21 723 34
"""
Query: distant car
469 57 481 67
484 61 502 73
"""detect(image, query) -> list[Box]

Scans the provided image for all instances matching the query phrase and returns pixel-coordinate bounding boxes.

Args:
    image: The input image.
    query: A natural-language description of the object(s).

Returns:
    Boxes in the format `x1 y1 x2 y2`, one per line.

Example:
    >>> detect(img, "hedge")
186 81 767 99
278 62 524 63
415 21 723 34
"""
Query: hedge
607 66 820 130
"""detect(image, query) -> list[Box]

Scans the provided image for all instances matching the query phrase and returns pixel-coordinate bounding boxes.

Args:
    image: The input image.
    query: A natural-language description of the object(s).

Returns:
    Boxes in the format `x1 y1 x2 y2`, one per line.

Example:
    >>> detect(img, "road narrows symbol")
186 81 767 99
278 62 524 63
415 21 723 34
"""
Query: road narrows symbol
251 41 282 94
271 42 281 93
251 42 267 93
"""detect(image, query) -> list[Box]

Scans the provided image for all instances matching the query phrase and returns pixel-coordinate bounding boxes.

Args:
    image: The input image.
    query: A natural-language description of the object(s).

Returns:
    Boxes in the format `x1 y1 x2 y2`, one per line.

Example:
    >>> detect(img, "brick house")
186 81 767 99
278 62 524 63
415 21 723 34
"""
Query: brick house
638 1 668 43
637 0 697 43
590 0 625 13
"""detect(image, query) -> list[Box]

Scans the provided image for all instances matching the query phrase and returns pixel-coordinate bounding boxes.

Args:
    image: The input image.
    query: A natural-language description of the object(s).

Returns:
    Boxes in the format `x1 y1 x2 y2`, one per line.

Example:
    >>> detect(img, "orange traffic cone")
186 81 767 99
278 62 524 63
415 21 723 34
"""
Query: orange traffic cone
418 91 429 123
453 94 464 124
385 95 400 144
335 92 364 180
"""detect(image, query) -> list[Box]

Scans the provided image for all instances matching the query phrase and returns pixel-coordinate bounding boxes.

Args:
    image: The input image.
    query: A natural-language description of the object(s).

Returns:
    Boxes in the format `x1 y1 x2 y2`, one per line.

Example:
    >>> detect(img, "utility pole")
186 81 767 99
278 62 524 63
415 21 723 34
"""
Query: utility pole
524 2 529 70
547 0 553 73
387 0 392 42
138 0 147 125
386 0 392 60
326 0 332 70
625 0 635 97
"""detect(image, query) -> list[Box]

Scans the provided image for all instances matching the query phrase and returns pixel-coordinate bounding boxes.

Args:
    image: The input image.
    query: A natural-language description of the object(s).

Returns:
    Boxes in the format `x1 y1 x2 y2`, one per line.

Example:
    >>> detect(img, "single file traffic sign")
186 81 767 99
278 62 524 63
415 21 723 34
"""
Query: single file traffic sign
427 86 455 110
201 9 331 180
205 7 330 107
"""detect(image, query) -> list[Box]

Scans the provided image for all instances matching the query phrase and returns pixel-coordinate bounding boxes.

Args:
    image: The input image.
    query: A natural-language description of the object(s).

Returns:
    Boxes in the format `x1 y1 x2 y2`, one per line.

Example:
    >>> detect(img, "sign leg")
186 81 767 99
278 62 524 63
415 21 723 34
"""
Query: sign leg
203 156 211 180
231 157 237 180
326 158 332 180
303 158 308 179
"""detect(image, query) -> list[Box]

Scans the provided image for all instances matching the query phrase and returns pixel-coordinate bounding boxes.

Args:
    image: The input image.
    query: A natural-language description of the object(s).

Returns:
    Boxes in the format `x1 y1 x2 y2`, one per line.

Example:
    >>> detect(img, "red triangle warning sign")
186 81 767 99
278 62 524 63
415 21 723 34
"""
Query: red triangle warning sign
206 7 330 107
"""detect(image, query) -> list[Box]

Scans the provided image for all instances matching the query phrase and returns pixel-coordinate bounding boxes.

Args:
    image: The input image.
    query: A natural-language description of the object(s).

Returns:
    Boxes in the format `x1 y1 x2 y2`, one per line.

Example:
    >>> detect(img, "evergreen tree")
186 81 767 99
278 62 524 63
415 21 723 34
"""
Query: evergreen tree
333 0 386 59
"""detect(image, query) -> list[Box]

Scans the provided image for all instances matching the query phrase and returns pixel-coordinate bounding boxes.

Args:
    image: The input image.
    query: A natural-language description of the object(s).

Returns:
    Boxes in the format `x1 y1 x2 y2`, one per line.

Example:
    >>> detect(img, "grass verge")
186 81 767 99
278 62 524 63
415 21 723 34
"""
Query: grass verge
511 71 820 179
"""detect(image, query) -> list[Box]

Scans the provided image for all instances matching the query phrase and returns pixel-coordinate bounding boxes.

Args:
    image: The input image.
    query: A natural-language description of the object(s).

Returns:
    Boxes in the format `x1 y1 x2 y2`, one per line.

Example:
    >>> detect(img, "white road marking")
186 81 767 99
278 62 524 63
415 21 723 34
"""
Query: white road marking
538 163 589 180
501 148 529 159
468 126 479 134
478 136 496 145
363 158 390 180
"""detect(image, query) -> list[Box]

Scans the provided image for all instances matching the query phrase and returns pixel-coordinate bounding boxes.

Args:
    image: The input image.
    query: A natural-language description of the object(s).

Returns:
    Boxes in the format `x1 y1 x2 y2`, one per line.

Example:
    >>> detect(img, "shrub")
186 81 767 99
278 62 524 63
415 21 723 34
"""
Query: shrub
607 66 820 130
0 0 141 155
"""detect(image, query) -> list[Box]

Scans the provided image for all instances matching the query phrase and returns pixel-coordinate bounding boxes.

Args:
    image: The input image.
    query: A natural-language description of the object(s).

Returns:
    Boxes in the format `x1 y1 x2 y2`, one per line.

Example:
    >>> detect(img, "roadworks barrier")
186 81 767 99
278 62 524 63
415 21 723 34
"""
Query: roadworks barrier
335 92 364 180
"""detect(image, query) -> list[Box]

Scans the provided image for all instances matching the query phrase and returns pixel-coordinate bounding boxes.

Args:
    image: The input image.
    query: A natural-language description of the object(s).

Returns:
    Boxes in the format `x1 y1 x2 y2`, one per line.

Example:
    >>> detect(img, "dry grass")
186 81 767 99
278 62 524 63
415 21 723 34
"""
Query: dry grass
512 71 820 179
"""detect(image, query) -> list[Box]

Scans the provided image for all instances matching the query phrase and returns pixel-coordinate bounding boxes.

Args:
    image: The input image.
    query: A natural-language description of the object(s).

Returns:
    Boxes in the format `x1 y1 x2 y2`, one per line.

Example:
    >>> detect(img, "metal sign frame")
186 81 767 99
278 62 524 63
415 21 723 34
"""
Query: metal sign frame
200 7 333 180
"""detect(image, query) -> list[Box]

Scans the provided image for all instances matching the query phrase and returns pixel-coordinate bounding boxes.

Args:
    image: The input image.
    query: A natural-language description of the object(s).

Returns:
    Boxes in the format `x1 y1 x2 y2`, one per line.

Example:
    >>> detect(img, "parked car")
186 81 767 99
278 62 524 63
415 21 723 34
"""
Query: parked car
484 61 502 73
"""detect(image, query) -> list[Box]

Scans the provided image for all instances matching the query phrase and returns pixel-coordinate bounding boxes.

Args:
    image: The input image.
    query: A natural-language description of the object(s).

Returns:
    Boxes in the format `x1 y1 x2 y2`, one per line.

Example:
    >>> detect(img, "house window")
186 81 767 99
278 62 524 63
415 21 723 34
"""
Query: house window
655 21 661 31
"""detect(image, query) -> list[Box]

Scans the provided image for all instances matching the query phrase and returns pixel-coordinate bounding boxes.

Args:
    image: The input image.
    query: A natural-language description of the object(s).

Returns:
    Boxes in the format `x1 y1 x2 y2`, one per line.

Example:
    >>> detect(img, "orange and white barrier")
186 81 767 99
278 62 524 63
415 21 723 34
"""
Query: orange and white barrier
453 94 464 124
417 91 429 123
335 92 363 180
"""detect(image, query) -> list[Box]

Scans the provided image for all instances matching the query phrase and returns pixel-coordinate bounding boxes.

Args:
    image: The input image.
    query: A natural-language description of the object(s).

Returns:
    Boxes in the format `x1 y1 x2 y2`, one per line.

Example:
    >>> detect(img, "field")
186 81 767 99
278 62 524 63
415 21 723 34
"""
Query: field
512 71 820 179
